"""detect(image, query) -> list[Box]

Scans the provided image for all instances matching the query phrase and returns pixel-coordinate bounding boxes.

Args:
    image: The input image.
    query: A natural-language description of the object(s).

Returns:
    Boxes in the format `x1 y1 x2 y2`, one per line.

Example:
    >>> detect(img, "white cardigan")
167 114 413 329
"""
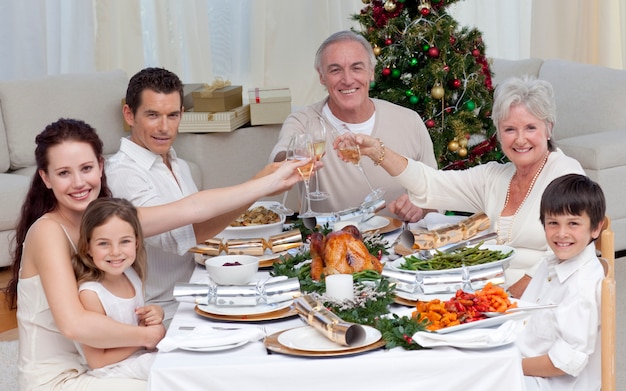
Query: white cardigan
395 149 585 284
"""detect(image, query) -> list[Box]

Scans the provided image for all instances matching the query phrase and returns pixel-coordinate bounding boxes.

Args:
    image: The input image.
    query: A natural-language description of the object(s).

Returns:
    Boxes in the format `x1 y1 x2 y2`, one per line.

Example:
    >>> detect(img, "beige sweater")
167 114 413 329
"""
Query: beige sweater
270 98 437 217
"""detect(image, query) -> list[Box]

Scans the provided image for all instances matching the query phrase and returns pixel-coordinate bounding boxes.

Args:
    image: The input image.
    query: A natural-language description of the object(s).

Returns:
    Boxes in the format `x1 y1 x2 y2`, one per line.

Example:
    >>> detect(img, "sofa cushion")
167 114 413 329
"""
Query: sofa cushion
0 113 9 173
557 129 626 171
539 59 626 140
0 173 30 231
0 70 128 170
490 58 544 86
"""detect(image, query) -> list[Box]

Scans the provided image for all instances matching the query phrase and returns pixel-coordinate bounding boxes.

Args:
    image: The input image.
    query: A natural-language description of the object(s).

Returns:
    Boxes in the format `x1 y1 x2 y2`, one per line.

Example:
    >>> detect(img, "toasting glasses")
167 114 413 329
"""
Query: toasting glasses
306 116 330 201
290 133 317 218
333 125 385 203
269 137 296 216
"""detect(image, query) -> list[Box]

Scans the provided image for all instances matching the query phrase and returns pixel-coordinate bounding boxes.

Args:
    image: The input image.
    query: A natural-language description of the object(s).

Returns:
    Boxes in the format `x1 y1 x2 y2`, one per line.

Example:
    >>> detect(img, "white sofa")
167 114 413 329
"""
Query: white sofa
0 70 282 267
490 58 626 253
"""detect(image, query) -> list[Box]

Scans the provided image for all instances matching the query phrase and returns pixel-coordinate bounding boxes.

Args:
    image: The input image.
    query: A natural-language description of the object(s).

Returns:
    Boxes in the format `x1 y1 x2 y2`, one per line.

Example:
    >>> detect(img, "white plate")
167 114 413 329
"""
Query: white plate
433 298 532 334
395 290 454 303
197 299 292 316
435 310 528 334
194 248 292 268
277 325 381 352
358 216 389 232
388 244 516 274
178 340 248 352
216 201 286 240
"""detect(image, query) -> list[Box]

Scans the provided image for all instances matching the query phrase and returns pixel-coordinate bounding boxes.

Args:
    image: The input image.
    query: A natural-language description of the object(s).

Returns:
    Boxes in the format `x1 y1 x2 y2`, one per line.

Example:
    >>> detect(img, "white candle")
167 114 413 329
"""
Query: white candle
325 274 354 301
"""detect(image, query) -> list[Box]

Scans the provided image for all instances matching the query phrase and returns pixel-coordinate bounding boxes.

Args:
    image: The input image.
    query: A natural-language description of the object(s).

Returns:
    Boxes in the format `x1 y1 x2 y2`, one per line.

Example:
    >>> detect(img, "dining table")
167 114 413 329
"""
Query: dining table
148 217 528 391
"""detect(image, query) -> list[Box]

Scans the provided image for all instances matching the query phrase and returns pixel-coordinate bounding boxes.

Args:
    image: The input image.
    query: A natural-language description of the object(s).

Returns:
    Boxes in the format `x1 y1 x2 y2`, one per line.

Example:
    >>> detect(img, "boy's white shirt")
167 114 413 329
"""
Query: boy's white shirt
517 243 603 391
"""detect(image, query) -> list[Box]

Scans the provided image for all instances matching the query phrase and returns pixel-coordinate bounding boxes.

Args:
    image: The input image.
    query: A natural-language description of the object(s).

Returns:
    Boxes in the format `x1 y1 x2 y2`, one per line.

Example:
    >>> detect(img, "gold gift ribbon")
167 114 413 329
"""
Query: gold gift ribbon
195 77 232 98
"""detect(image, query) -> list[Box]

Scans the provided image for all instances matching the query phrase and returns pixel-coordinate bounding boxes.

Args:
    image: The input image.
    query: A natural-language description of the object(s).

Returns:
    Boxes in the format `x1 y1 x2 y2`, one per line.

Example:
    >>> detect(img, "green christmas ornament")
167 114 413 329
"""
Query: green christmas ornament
369 81 376 89
422 44 430 51
391 68 401 78
409 57 418 66
409 95 419 104
465 100 476 111
405 89 414 97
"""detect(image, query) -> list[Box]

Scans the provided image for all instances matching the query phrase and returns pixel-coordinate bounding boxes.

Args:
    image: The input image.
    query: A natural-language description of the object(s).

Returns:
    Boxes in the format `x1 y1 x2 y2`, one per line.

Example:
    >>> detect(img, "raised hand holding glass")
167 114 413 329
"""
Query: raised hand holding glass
307 116 330 201
334 125 385 203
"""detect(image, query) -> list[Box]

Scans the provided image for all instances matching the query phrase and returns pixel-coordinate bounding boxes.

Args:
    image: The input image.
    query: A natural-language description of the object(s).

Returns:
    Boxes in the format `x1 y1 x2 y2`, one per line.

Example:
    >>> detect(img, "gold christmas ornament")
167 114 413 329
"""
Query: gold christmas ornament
373 45 382 56
431 83 445 100
448 140 459 152
384 0 397 12
418 0 431 12
459 137 468 148
458 147 468 157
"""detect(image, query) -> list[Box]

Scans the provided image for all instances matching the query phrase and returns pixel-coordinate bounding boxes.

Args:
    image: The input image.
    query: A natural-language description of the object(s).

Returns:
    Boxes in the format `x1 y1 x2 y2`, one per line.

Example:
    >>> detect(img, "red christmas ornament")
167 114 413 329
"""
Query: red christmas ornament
449 36 456 45
425 119 436 128
384 37 393 46
420 7 430 16
427 47 440 58
443 65 450 72
382 67 392 77
471 48 481 57
449 78 461 89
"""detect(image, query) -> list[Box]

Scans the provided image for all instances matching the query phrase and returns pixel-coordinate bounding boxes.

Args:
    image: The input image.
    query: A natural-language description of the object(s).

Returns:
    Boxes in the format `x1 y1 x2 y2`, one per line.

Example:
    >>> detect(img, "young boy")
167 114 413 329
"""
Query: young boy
517 173 605 391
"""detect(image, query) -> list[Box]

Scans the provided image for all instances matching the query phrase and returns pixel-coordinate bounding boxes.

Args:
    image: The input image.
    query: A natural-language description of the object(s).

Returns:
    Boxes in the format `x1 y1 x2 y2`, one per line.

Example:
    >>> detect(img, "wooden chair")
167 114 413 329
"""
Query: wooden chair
595 216 615 391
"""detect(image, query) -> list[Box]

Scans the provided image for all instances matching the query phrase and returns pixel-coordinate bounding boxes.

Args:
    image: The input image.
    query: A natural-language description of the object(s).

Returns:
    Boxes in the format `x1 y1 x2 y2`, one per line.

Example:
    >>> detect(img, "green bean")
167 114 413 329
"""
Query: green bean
399 244 512 271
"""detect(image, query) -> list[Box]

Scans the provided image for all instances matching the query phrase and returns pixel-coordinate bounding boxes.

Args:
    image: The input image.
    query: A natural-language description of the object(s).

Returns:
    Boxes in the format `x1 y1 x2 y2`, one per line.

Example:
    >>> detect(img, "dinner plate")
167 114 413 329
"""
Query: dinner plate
387 244 516 274
360 216 402 234
194 304 298 322
278 325 382 352
197 300 292 316
264 327 386 357
178 340 248 352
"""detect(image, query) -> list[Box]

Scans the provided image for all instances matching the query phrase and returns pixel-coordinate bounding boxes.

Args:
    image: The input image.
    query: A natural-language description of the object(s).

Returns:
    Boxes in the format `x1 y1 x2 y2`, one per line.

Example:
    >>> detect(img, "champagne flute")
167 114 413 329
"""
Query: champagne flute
307 116 330 201
334 125 386 203
270 136 296 216
290 133 317 218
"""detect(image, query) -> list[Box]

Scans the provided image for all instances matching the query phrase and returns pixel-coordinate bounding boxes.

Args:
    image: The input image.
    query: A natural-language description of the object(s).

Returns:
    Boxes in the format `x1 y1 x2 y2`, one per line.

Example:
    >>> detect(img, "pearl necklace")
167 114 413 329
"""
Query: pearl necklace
496 152 550 244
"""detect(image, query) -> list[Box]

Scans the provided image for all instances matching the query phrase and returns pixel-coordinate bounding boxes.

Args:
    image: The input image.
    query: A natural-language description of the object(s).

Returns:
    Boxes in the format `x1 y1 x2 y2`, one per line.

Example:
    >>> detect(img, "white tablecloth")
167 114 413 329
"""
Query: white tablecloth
148 225 527 391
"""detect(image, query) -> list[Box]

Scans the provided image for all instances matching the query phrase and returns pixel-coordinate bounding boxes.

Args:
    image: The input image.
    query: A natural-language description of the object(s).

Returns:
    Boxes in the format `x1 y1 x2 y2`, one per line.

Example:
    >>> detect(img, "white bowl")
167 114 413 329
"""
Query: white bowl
205 255 259 285
215 201 286 240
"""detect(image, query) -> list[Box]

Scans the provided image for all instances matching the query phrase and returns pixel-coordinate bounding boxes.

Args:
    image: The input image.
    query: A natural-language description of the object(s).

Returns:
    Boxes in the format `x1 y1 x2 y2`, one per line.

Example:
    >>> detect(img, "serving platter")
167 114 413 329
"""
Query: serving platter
434 310 528 334
194 304 297 322
264 326 386 357
387 244 516 274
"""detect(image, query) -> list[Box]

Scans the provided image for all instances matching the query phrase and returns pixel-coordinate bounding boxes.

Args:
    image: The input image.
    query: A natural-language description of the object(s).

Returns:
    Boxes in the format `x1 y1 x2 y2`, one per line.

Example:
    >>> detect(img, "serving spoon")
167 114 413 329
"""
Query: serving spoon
482 303 557 317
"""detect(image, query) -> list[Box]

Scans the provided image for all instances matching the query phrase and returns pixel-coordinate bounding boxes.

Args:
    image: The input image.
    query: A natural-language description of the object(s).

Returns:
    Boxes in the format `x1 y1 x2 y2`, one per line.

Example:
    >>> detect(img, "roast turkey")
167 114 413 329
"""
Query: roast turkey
310 225 383 281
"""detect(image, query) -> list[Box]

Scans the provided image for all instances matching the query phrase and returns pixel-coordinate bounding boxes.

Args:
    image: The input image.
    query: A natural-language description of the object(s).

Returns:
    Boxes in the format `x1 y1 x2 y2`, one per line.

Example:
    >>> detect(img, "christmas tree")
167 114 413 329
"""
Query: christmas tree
353 0 505 169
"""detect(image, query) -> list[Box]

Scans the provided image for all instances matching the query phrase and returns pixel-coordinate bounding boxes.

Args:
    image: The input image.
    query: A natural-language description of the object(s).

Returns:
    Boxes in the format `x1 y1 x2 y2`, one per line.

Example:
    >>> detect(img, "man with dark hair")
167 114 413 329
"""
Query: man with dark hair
106 68 248 325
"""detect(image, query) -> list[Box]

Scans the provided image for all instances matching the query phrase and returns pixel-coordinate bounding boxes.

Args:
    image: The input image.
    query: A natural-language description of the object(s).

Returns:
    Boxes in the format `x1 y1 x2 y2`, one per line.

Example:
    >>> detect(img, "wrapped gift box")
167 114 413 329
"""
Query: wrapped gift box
247 87 291 125
192 85 243 112
178 105 250 133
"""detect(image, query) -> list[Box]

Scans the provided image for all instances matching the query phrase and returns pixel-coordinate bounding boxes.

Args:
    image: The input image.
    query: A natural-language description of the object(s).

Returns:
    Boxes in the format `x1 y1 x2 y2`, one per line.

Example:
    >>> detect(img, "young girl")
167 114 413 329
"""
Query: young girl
518 173 605 390
6 118 305 390
72 198 162 380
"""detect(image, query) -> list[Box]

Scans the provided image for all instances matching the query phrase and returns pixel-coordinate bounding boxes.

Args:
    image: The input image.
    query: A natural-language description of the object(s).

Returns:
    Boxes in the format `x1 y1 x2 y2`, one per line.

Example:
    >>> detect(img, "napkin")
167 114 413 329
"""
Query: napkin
411 320 518 349
157 325 265 352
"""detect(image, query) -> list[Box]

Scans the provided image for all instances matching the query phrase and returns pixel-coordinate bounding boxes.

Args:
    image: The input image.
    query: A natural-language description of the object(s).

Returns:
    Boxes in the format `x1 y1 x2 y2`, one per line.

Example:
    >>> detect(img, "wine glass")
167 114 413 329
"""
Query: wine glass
334 125 385 203
270 136 296 216
290 133 317 218
306 116 330 201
